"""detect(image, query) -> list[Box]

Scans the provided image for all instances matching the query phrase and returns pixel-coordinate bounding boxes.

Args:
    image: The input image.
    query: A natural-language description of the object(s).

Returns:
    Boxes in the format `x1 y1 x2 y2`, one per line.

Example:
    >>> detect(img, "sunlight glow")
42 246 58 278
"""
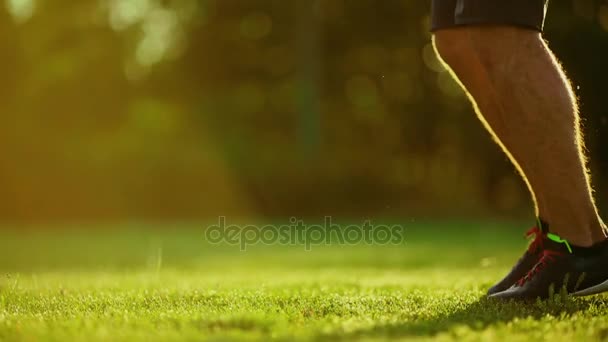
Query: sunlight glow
5 0 36 23
109 0 150 31
136 8 179 67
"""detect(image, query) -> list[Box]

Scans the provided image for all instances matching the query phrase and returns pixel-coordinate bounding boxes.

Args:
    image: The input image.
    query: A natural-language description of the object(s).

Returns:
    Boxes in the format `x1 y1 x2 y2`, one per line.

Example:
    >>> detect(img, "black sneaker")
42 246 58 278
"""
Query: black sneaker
490 233 608 300
487 223 547 295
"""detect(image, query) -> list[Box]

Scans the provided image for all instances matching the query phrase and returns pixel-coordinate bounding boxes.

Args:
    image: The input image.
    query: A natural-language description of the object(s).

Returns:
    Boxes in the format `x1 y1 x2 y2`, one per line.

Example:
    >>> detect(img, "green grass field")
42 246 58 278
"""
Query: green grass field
1 221 608 341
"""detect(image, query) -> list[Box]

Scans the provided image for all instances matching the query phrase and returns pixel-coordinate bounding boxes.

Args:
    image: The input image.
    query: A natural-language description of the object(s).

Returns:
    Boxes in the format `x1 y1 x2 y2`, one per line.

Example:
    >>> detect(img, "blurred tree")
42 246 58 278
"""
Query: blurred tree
0 0 606 222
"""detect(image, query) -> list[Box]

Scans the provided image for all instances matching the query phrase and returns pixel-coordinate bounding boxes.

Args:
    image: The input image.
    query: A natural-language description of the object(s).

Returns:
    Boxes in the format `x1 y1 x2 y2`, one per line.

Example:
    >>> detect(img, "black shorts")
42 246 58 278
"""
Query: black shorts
431 0 549 32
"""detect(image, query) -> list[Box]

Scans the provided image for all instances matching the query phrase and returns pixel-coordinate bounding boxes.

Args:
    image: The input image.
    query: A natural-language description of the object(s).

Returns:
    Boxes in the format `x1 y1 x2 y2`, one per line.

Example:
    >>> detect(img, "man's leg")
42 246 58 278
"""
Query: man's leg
433 26 607 247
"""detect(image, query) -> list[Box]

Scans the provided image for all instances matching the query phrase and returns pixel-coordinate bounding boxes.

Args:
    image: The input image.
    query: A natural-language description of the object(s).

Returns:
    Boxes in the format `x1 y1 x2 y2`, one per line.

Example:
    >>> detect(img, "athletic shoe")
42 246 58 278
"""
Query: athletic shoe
490 233 608 300
487 223 546 295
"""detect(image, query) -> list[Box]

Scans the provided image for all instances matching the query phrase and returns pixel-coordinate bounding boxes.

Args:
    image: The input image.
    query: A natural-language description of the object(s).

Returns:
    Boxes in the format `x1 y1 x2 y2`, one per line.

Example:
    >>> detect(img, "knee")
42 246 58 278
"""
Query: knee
433 28 471 69
433 26 542 73
432 28 477 73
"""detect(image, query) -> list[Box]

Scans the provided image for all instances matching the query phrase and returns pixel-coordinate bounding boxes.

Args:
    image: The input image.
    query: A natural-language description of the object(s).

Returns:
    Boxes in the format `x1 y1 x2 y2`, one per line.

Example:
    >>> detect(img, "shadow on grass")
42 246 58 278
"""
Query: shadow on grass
320 295 608 340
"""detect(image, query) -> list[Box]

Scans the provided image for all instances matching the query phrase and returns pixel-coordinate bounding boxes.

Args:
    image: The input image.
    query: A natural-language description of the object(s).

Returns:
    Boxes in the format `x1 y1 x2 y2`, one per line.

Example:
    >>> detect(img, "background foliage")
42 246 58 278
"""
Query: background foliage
1 0 607 221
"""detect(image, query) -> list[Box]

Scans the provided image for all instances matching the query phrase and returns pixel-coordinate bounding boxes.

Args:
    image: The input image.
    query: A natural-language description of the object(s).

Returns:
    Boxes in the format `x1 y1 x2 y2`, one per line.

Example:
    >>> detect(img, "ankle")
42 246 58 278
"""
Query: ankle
585 218 608 243
543 218 607 247
558 228 606 248
560 233 595 248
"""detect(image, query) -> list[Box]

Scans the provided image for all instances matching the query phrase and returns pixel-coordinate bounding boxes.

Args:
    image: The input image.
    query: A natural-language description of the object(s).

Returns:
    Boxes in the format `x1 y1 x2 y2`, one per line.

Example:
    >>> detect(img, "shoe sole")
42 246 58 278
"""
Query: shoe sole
573 279 608 297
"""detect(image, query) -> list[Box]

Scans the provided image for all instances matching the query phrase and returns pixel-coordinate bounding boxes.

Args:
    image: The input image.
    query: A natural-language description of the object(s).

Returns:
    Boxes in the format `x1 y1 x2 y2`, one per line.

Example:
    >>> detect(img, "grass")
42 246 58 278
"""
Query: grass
1 220 608 341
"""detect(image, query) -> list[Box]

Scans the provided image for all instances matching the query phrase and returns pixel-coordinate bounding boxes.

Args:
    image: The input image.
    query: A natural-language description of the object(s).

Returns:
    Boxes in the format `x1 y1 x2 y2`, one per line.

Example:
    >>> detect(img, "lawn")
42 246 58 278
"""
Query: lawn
1 221 607 341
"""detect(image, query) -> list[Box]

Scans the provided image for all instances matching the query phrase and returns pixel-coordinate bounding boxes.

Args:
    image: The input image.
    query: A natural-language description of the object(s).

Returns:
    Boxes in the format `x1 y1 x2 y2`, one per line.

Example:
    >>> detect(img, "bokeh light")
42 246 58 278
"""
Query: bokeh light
0 0 606 221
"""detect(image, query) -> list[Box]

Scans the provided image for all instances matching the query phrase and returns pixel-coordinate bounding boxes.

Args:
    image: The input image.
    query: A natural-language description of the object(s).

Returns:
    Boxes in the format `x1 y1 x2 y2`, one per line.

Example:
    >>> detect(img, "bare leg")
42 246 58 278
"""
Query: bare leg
433 26 606 247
